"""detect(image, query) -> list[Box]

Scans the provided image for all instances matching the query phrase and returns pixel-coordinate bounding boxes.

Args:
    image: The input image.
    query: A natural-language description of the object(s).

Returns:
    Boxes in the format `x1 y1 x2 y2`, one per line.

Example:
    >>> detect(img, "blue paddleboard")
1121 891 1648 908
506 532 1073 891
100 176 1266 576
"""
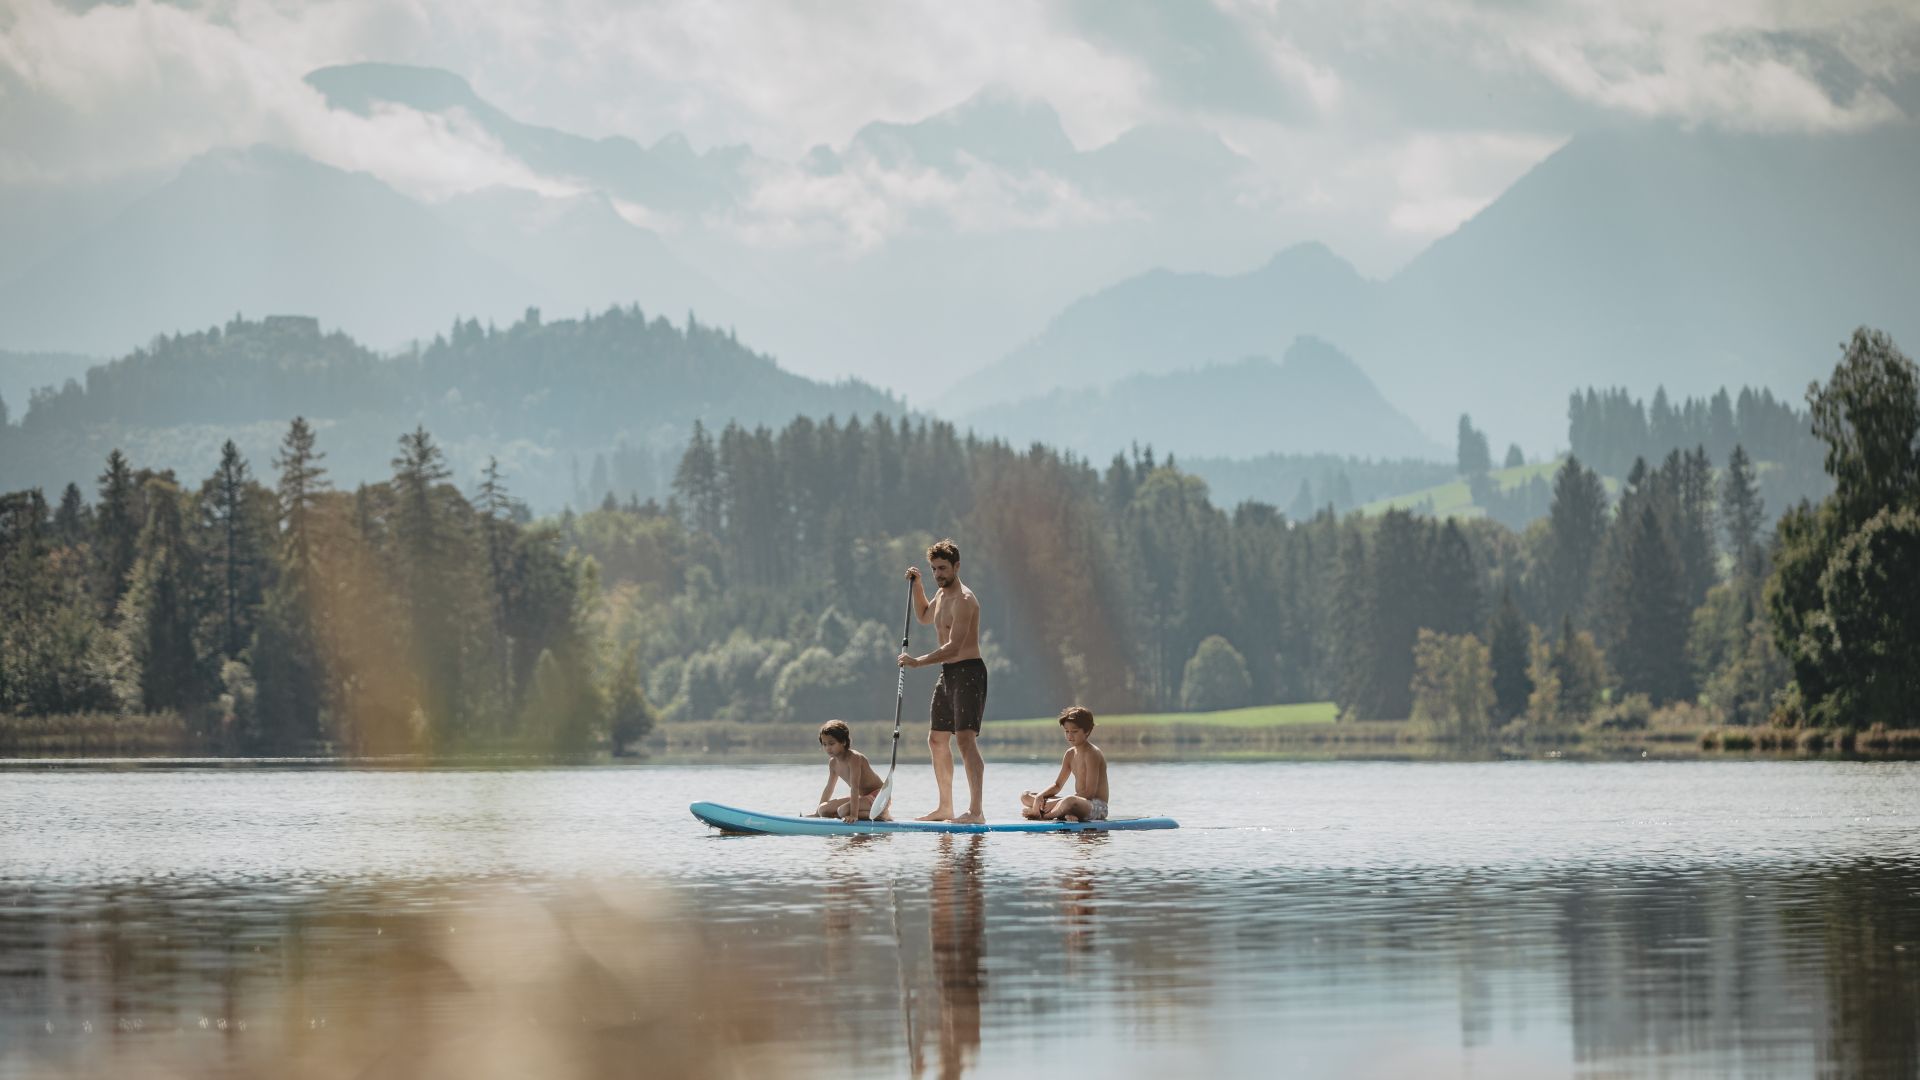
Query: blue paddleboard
690 801 1179 835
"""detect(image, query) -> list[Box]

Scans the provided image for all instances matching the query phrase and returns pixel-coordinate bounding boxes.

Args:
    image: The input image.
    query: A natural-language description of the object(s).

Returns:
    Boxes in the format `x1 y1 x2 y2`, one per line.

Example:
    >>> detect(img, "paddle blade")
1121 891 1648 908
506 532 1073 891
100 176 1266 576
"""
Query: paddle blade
869 778 894 819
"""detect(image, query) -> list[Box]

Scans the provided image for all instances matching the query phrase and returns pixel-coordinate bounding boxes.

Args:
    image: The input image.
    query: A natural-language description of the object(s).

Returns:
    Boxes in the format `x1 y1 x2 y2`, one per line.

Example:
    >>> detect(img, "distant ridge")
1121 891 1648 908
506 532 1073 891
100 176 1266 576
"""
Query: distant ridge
953 123 1920 449
959 336 1440 462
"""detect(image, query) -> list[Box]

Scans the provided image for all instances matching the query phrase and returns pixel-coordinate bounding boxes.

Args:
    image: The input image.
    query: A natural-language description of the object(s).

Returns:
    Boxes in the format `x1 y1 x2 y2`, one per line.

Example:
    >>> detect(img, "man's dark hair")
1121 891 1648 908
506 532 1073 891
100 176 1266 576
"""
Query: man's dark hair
1058 706 1095 731
818 719 851 747
927 538 960 566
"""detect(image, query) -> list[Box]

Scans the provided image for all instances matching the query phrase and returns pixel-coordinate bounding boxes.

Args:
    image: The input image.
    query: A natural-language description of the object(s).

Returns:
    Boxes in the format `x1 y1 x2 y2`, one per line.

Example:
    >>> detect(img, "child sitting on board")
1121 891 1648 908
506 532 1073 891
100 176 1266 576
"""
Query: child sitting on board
813 719 891 822
1019 706 1109 822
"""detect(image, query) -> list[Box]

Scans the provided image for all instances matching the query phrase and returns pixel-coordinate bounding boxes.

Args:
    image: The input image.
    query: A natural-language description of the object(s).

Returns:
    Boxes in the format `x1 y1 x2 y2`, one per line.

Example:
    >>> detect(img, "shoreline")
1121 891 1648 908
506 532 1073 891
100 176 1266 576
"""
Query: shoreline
6 713 1920 764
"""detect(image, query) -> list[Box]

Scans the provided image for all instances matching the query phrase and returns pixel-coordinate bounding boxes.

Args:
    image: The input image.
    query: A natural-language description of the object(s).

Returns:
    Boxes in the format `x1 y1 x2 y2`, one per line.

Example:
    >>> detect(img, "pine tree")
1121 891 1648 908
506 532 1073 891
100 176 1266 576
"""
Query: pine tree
254 417 330 752
53 483 90 547
1721 445 1765 577
1504 444 1525 469
96 449 139 610
1610 499 1694 704
273 417 329 578
673 420 723 536
1675 446 1719 607
111 480 208 712
1488 588 1532 722
1549 615 1606 724
202 440 259 658
1543 456 1607 628
390 426 462 740
1457 414 1492 476
1424 520 1481 636
1332 524 1376 719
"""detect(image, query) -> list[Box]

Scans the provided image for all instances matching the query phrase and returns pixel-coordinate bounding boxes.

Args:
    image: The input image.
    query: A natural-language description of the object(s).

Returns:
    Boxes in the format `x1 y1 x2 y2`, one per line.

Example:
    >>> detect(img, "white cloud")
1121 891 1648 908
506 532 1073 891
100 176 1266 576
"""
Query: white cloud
1435 0 1913 133
0 0 579 197
727 149 1132 255
1384 131 1568 238
0 0 1910 269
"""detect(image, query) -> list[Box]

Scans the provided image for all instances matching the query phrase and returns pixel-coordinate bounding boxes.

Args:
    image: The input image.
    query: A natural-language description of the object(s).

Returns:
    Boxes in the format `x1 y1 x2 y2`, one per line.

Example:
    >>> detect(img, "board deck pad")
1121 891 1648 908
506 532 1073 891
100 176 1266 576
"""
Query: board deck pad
690 801 1178 835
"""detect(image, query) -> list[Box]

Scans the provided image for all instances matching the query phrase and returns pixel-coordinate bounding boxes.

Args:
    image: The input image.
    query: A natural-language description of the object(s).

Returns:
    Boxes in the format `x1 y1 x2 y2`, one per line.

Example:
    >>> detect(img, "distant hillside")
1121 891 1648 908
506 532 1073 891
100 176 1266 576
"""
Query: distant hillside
959 337 1441 462
1181 453 1456 516
948 242 1373 415
963 123 1920 450
4 309 902 512
0 351 98 421
0 146 545 357
0 141 727 359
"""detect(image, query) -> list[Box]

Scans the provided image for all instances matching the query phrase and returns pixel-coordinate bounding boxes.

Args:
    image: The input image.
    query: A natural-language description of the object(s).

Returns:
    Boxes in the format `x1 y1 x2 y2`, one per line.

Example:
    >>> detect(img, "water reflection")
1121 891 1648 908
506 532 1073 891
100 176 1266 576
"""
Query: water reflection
929 835 986 1080
4 761 1919 1078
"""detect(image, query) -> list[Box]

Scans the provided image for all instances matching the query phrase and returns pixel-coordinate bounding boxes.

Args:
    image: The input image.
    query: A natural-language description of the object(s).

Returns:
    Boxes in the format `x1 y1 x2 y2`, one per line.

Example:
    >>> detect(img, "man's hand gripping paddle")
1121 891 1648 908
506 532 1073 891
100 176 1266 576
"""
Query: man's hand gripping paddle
868 577 914 820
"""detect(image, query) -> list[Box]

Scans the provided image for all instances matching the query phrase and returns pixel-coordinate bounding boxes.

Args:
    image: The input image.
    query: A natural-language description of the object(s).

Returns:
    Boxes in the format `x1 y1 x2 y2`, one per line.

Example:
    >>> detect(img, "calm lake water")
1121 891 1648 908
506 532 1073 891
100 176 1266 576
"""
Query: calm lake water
3 759 1918 1079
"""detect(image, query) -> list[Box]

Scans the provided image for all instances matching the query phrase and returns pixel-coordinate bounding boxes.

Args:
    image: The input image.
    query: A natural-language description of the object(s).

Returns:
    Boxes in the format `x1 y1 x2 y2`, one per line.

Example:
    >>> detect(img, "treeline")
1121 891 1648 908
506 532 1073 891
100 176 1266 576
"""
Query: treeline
1569 384 1814 474
1181 453 1456 519
6 329 1916 747
604 330 1914 734
0 422 651 754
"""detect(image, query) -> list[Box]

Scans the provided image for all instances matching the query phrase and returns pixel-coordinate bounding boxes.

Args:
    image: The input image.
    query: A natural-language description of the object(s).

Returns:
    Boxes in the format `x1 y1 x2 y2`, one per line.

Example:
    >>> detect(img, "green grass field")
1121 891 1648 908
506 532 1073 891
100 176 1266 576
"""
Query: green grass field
990 701 1340 730
1357 458 1566 519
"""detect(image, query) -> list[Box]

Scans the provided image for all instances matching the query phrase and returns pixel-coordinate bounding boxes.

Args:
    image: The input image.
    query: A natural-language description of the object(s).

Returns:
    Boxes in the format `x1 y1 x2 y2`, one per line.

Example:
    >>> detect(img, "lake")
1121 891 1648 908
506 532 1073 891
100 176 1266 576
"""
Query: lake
3 759 1917 1078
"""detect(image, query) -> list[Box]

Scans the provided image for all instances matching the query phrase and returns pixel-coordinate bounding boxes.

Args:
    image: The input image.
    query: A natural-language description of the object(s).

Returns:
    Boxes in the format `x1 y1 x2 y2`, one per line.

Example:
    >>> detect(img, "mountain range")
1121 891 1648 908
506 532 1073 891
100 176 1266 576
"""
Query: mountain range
959 123 1920 449
960 337 1440 462
2 63 1916 458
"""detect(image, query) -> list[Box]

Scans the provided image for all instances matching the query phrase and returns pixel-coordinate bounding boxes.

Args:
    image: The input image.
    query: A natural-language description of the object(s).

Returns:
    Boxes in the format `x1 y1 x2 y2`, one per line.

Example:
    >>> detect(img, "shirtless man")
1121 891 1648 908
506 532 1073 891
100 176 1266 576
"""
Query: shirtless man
1020 706 1109 822
811 719 890 822
898 538 988 824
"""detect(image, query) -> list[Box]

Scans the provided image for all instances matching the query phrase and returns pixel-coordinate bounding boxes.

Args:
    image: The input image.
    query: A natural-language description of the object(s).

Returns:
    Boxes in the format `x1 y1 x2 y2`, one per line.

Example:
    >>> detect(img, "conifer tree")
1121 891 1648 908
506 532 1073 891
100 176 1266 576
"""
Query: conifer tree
1610 500 1693 704
96 449 139 610
273 417 329 578
1488 588 1532 722
111 480 207 712
673 420 723 537
1456 414 1492 476
1543 456 1607 628
201 440 265 659
1721 445 1764 577
53 483 90 547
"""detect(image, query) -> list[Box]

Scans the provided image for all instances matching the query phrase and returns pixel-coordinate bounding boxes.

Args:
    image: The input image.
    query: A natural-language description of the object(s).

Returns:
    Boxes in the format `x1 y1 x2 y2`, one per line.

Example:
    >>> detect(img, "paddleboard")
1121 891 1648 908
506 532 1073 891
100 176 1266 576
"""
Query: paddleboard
690 801 1178 835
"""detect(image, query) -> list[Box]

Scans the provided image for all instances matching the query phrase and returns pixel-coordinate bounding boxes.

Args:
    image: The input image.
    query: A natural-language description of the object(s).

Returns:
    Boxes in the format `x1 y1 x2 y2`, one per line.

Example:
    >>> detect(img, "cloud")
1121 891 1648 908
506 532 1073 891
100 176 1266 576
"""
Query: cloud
0 0 576 197
727 148 1133 255
0 0 1911 276
1501 2 1910 132
1414 0 1914 133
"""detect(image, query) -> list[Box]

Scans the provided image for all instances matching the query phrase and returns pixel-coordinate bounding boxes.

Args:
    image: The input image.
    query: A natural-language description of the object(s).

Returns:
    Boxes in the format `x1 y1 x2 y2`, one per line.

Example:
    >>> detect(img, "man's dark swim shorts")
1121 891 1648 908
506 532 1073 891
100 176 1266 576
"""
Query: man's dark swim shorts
930 658 989 733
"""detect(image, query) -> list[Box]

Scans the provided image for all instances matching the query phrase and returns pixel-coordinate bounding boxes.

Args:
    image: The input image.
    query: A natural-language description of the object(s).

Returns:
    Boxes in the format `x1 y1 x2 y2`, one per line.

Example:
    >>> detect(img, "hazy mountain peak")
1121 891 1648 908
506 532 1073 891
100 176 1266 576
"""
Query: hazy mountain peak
304 63 488 118
849 85 1075 171
1258 241 1366 282
959 335 1440 461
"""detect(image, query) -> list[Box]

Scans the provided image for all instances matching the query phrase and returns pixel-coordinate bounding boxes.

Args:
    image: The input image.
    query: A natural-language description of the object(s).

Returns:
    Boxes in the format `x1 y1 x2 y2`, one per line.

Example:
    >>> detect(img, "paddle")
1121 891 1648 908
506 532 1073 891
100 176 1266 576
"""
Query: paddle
867 578 914 820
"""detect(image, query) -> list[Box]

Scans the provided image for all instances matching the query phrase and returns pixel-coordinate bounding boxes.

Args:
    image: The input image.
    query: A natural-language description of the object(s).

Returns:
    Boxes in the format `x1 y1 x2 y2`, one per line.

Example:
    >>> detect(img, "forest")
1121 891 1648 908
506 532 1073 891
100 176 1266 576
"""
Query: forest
1 328 1914 753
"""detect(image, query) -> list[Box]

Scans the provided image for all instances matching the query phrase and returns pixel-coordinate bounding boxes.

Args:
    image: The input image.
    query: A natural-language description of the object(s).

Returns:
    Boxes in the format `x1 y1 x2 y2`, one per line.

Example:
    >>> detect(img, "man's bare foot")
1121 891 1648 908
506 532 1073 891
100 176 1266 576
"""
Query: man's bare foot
916 808 954 821
947 811 986 825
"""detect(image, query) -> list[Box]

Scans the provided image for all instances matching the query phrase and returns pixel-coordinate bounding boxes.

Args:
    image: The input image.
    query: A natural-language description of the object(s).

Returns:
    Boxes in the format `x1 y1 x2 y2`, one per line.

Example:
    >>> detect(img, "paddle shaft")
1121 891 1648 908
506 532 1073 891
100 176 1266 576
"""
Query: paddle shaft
870 579 913 819
888 581 912 772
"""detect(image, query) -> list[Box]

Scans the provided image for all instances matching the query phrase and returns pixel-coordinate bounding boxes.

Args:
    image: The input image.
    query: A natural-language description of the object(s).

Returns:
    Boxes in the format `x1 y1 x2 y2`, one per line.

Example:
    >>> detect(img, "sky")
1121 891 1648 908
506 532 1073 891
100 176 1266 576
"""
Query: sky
1 0 1916 276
